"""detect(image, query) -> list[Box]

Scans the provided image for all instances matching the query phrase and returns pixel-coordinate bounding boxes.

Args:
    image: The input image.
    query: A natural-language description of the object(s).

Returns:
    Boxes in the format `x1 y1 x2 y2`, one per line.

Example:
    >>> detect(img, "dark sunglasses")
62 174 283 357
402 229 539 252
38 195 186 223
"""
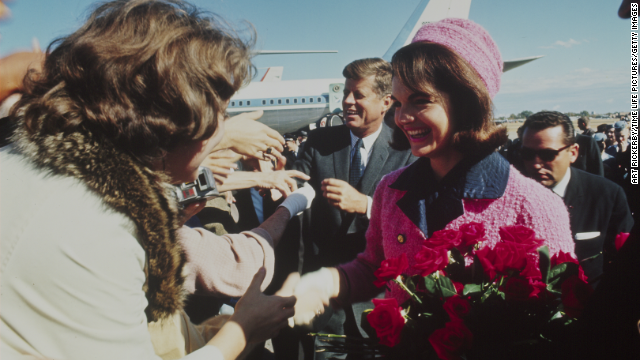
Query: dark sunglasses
520 144 572 162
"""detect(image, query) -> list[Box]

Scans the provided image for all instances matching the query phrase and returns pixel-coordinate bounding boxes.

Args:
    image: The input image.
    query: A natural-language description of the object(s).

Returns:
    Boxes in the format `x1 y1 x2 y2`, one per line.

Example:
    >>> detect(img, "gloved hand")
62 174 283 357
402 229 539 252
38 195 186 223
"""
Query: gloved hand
278 182 315 218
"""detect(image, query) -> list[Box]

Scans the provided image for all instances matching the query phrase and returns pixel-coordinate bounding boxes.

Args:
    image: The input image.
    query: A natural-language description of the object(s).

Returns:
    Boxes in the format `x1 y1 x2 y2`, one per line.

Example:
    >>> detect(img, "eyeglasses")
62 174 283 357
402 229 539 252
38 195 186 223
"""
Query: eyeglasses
520 144 572 162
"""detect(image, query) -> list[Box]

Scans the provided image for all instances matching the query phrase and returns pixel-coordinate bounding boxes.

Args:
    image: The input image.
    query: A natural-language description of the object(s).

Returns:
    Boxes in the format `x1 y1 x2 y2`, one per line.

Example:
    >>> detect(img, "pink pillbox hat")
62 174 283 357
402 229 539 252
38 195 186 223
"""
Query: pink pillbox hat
411 18 502 98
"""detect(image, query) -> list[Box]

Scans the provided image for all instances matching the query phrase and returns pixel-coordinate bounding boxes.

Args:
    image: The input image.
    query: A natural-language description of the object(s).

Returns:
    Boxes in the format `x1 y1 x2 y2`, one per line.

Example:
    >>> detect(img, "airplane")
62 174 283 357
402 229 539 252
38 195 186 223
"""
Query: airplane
227 0 543 135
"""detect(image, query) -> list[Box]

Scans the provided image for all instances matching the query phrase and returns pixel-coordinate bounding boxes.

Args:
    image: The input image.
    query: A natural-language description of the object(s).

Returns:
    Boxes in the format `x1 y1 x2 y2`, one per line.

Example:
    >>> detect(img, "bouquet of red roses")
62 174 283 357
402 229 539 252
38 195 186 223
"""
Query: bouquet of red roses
316 224 593 360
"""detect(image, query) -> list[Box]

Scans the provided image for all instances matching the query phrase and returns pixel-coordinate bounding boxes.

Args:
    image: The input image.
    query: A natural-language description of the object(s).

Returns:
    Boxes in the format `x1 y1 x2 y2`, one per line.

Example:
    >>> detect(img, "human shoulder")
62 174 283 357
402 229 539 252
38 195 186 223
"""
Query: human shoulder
504 166 562 206
570 167 623 193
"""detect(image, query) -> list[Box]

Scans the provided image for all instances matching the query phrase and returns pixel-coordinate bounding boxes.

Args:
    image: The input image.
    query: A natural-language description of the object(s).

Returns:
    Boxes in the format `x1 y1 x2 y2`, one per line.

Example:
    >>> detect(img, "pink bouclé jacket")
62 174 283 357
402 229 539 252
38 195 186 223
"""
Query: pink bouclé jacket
337 153 575 305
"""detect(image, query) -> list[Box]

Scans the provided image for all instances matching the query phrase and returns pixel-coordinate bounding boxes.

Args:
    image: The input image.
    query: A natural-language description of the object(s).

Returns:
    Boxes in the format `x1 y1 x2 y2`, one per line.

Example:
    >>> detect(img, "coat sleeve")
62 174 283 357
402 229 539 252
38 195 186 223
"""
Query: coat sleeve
179 226 275 297
336 176 391 306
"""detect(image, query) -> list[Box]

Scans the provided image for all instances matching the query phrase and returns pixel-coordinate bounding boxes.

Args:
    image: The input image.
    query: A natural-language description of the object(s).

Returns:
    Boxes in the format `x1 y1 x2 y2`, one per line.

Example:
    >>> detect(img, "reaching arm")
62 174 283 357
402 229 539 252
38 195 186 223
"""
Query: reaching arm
215 170 310 197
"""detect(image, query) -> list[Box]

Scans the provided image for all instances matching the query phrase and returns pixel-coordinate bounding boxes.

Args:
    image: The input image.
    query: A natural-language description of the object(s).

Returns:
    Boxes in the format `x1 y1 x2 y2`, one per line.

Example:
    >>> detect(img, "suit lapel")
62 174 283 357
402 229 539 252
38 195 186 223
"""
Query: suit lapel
563 168 584 206
333 127 351 182
360 126 390 195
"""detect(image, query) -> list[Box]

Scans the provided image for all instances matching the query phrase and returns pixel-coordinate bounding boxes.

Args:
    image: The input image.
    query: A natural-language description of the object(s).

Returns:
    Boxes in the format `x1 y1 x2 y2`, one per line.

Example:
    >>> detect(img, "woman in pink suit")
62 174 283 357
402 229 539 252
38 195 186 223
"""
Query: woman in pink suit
292 18 575 321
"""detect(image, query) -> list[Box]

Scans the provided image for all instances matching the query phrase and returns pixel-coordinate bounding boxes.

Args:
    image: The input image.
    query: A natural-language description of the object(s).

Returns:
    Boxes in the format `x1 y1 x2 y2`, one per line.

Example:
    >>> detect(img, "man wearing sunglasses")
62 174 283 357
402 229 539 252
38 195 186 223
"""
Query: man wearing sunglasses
521 111 633 287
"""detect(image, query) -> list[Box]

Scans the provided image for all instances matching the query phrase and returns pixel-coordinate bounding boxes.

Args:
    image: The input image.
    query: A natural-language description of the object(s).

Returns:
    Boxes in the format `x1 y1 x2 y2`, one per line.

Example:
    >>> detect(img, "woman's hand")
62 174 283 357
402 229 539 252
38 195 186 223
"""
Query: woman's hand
231 268 296 343
215 170 310 197
254 170 309 197
216 111 285 159
201 149 240 181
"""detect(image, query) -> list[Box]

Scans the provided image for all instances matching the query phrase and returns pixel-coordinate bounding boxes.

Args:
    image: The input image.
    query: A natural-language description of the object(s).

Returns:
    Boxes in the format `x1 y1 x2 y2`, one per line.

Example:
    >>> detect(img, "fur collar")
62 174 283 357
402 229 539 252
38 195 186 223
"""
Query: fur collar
12 122 186 323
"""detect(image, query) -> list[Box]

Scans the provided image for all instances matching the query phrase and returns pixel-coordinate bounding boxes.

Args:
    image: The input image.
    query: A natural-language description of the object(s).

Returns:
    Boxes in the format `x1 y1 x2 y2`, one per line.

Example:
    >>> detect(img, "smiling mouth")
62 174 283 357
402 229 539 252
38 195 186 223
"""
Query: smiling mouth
345 110 360 117
405 128 431 141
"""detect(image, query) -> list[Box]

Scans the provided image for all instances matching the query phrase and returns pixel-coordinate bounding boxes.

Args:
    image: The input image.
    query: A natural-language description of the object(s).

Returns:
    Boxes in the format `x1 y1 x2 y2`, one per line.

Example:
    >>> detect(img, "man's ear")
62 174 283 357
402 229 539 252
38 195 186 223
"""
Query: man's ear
569 143 579 164
381 94 392 113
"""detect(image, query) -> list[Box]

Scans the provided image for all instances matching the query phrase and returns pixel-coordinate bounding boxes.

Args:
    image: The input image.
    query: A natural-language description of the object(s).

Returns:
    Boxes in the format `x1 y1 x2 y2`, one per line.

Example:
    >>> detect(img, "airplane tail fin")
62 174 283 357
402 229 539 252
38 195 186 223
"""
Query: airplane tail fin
260 67 284 82
382 0 471 61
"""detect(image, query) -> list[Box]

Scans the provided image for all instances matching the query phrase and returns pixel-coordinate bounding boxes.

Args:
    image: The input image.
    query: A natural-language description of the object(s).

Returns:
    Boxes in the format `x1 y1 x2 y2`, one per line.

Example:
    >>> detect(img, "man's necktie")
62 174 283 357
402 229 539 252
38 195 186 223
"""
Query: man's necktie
349 138 364 187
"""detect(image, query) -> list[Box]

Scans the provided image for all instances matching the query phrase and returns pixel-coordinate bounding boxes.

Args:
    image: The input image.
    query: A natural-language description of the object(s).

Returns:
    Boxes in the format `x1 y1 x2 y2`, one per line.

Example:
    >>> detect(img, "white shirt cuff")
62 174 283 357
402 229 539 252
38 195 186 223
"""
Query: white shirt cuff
183 345 224 360
366 195 373 219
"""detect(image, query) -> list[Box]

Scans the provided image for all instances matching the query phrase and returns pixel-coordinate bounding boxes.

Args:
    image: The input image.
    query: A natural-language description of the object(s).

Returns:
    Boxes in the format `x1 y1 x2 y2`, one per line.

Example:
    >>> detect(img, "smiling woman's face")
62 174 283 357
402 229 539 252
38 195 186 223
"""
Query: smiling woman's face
392 77 454 160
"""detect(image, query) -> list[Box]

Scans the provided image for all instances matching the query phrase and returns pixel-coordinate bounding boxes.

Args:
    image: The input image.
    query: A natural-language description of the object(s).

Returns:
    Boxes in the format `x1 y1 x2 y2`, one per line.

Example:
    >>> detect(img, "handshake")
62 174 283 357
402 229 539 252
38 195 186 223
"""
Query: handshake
275 267 340 328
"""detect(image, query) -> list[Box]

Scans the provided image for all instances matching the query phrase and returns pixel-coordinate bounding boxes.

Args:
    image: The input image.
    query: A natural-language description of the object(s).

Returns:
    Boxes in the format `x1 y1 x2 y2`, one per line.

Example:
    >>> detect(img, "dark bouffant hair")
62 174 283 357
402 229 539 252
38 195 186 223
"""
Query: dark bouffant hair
13 0 254 165
522 111 576 146
389 42 507 156
342 58 393 98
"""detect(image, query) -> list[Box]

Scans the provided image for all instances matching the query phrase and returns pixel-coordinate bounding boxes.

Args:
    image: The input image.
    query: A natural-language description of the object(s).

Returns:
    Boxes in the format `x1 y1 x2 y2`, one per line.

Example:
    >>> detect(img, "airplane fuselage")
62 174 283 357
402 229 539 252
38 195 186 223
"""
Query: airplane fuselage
228 78 344 134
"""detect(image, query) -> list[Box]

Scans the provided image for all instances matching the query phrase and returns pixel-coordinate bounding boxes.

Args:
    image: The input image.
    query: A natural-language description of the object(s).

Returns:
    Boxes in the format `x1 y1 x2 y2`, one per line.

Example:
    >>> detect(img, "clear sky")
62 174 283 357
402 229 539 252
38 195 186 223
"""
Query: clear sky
0 0 632 117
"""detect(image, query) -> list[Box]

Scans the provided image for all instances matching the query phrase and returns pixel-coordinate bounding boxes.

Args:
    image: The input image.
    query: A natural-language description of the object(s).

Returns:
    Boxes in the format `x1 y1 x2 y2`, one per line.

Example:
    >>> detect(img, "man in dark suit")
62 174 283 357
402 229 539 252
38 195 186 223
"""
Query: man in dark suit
521 111 633 286
574 132 604 176
293 58 416 359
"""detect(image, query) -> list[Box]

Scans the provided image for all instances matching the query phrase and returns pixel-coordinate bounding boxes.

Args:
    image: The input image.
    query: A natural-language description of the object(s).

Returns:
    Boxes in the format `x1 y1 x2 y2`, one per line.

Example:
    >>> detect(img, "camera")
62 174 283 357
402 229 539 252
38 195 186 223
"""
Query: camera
174 166 219 206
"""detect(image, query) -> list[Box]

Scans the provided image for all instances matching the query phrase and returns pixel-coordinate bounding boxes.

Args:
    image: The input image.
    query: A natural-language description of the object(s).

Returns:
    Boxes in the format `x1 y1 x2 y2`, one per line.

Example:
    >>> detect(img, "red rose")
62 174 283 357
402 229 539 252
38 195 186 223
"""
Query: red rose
425 229 462 250
475 242 527 279
550 251 588 282
452 280 464 295
373 254 409 287
615 232 630 251
475 245 498 279
502 277 547 302
458 222 486 247
414 246 449 276
367 298 405 347
550 250 578 267
428 320 473 360
443 295 471 321
561 275 594 318
499 225 544 253
519 255 542 280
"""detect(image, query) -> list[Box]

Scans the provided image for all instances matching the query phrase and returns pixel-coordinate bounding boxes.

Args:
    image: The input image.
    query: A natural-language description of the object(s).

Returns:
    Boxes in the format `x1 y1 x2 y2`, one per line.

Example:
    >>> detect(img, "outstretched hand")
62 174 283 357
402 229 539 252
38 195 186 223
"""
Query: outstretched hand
217 111 285 159
231 268 296 343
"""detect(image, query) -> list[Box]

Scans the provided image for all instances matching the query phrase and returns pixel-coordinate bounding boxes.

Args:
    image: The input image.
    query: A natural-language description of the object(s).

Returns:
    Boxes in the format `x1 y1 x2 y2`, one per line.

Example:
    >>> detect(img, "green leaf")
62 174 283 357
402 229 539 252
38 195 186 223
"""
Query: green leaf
547 263 578 291
360 309 378 340
437 275 458 298
462 283 482 296
424 275 437 294
537 246 550 283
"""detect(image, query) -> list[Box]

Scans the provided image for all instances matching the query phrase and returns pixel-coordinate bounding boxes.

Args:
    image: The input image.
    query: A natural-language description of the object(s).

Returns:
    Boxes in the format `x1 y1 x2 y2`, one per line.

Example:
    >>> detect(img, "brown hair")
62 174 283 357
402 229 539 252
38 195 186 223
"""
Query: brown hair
342 58 392 98
13 0 254 165
522 111 576 146
389 42 507 155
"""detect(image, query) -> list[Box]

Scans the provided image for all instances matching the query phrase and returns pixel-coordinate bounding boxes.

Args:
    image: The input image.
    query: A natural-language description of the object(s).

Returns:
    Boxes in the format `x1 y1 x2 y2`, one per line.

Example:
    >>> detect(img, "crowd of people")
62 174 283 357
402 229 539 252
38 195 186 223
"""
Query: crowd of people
1 0 638 360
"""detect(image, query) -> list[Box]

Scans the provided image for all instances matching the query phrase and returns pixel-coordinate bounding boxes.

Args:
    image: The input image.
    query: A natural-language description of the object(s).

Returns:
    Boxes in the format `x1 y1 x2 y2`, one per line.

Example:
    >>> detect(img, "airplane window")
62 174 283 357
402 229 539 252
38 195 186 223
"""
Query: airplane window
286 99 290 104
310 98 314 103
262 100 266 105
247 101 251 106
318 97 322 103
239 101 243 106
231 101 235 106
294 99 298 104
278 99 282 104
302 98 305 103
270 99 274 105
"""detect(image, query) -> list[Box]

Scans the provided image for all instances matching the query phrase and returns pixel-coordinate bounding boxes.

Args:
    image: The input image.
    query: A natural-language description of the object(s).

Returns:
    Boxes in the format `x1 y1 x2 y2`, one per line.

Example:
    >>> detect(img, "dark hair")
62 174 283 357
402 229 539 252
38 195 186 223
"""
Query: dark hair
13 0 254 165
596 124 608 133
578 116 590 126
522 111 576 146
389 42 507 155
342 58 392 98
